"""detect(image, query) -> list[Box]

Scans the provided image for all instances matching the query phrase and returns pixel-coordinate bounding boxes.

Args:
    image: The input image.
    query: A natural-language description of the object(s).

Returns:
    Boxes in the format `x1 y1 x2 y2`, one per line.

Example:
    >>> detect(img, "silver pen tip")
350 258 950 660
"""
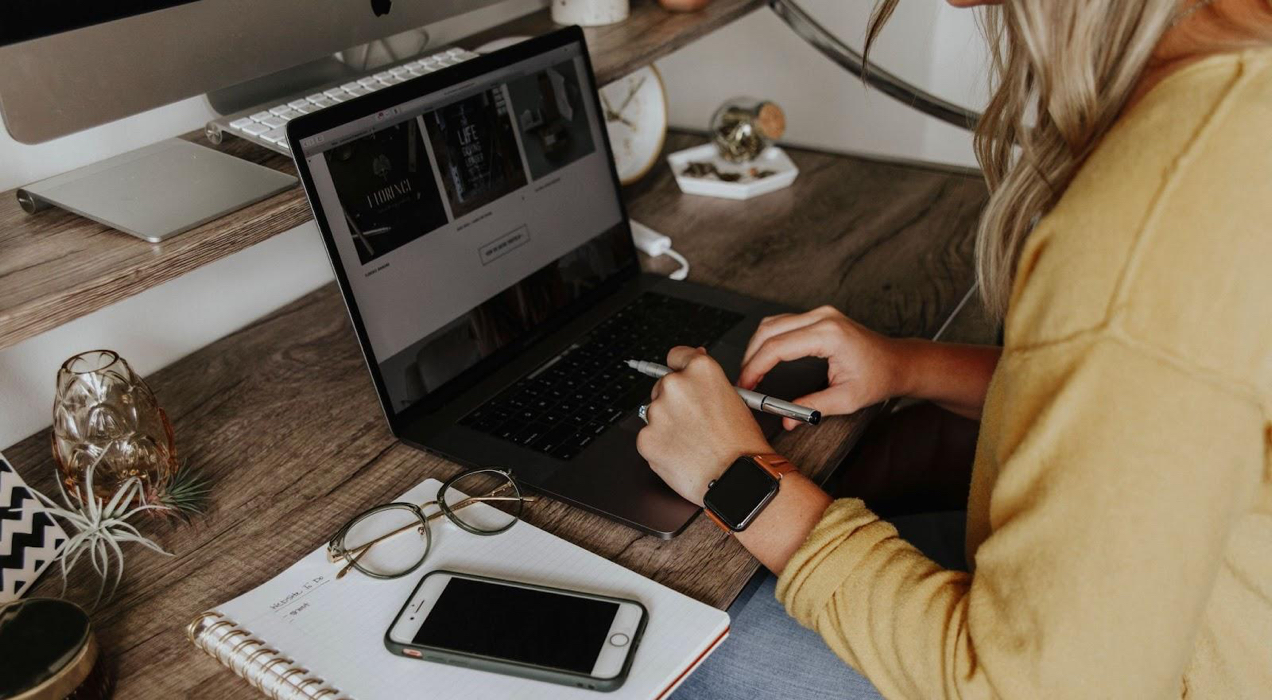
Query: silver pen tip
624 359 640 369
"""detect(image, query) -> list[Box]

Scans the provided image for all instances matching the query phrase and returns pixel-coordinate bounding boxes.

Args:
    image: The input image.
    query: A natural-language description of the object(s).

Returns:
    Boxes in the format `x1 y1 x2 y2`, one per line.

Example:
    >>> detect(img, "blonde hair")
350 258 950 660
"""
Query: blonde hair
867 1 1177 321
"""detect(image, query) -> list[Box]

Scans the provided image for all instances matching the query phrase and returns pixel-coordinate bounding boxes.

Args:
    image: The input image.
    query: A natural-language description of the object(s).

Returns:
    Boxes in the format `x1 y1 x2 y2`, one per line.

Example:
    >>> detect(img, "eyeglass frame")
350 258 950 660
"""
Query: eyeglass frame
325 467 534 580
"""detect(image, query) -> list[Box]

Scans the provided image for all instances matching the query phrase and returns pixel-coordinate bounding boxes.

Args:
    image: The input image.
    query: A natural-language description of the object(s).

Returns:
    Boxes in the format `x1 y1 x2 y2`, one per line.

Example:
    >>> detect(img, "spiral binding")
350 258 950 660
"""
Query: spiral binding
187 612 348 699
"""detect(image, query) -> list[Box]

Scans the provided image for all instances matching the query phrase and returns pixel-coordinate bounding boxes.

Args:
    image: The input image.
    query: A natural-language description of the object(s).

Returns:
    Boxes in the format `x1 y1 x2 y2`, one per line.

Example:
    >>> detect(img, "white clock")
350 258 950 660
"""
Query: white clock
598 65 668 185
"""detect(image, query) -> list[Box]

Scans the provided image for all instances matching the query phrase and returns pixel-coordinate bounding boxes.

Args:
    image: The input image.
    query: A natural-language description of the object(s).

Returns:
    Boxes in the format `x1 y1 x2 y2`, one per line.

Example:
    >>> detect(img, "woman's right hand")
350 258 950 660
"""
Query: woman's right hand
738 306 909 430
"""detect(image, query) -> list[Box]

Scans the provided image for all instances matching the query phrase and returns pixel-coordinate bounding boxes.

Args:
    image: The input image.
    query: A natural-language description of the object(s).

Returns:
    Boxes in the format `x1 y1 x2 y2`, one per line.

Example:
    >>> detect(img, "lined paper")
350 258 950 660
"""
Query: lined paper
209 479 729 699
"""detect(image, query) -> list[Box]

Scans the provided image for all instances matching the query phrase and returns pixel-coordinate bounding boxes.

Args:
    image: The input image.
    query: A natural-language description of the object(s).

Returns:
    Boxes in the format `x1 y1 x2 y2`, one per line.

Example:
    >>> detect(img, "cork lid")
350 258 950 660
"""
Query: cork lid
756 102 786 140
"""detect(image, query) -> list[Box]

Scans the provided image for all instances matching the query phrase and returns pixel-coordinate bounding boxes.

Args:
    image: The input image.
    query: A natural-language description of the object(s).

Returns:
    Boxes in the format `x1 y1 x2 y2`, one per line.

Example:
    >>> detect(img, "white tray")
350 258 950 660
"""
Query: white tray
667 143 799 200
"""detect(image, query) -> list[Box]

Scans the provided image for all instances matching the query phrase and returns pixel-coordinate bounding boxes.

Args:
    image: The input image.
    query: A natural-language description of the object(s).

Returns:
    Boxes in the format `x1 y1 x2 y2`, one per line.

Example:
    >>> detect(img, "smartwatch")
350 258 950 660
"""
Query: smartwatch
702 453 797 533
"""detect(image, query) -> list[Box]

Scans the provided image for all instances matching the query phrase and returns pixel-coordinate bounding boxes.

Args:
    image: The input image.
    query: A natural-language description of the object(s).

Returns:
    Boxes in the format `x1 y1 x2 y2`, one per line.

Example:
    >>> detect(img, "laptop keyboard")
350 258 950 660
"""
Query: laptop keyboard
460 292 744 460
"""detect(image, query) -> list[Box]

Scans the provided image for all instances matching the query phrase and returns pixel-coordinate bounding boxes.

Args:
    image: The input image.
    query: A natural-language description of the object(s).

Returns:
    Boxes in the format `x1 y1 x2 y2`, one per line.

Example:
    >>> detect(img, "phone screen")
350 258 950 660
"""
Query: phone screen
412 578 620 673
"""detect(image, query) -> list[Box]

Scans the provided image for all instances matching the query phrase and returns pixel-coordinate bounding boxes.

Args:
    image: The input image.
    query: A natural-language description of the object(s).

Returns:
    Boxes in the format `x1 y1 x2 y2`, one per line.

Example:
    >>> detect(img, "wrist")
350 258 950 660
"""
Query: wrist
888 337 931 399
697 438 773 505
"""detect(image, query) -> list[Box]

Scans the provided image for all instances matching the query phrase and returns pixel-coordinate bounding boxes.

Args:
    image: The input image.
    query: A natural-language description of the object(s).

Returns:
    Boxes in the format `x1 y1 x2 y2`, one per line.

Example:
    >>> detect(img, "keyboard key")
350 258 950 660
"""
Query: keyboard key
269 105 292 115
329 93 348 102
240 122 271 136
514 423 551 447
306 93 326 102
389 66 411 75
532 425 578 454
340 82 360 91
277 109 301 120
288 99 310 109
312 97 335 108
295 103 317 114
230 117 254 129
250 110 272 121
324 88 346 98
347 87 370 97
260 116 287 128
260 127 287 144
373 71 393 80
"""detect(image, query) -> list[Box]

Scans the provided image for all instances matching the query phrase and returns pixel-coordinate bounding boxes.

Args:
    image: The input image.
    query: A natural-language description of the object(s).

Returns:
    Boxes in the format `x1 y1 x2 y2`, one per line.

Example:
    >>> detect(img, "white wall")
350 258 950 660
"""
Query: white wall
0 0 989 448
655 0 988 166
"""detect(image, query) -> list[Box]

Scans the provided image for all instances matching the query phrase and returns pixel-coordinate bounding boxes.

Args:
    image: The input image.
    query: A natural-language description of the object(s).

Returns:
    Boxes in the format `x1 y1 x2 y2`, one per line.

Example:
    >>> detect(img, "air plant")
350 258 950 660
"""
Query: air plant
31 450 172 608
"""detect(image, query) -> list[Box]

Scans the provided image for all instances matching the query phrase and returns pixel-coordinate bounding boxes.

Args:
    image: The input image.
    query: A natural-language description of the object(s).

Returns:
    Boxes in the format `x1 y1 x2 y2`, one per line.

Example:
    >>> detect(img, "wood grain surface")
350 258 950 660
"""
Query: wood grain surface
8 132 988 698
0 0 763 352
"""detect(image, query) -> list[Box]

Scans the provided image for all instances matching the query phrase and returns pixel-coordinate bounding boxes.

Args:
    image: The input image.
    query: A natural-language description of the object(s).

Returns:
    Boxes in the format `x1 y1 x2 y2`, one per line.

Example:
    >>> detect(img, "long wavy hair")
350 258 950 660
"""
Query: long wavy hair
866 1 1180 321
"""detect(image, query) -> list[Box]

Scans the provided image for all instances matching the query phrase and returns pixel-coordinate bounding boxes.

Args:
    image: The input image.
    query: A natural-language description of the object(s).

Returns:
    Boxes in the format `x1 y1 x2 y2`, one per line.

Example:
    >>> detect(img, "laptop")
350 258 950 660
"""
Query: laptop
287 26 825 538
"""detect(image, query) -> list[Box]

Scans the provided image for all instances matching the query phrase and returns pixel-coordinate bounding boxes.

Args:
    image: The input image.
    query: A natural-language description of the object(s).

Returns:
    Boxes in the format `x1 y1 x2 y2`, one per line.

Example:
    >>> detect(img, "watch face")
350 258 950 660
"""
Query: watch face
704 457 779 531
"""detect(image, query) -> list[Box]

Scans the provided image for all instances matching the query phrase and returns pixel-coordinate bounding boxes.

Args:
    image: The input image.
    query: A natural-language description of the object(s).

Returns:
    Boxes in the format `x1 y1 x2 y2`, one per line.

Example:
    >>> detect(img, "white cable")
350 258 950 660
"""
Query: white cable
630 219 690 281
664 249 690 281
930 282 978 342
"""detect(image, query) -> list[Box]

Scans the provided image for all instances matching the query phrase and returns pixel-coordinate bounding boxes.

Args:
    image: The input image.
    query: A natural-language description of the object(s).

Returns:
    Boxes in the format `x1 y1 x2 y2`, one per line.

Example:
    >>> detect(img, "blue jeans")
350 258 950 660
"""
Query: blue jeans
672 511 967 700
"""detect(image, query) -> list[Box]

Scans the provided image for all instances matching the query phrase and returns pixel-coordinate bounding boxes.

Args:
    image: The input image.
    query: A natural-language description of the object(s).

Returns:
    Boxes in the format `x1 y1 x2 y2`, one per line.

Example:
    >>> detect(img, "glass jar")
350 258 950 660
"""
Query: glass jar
710 98 786 163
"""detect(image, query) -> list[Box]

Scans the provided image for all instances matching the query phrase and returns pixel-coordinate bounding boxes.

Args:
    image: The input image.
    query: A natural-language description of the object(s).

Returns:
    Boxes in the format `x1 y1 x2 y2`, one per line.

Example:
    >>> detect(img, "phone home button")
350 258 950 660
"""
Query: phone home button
609 633 630 647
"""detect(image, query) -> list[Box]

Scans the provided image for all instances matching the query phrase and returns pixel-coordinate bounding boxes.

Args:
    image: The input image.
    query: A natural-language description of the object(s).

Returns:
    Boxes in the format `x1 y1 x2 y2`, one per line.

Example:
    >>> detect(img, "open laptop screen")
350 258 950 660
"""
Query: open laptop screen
297 36 633 418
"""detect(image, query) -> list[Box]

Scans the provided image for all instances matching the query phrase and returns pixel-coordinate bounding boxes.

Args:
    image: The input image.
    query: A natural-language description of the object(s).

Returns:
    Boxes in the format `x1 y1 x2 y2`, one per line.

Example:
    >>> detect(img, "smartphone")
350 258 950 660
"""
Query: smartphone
385 570 647 692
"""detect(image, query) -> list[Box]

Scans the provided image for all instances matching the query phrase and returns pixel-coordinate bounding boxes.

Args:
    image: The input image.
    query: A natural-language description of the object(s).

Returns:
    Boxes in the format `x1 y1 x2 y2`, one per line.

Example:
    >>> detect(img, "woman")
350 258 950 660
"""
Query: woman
639 1 1272 697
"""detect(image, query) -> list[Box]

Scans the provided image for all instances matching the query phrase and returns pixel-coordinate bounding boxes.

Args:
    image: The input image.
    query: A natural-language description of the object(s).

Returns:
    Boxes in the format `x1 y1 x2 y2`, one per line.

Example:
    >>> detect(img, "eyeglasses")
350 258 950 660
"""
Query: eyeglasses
326 468 536 580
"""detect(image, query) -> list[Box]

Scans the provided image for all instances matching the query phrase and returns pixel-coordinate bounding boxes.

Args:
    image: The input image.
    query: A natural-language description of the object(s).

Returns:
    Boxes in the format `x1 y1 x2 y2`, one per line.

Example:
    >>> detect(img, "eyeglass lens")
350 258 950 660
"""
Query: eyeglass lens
441 470 522 535
340 504 430 578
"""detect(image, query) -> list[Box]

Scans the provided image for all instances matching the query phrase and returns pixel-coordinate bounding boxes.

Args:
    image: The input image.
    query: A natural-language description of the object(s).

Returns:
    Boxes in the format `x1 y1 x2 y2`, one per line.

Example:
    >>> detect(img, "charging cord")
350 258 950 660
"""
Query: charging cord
630 220 690 281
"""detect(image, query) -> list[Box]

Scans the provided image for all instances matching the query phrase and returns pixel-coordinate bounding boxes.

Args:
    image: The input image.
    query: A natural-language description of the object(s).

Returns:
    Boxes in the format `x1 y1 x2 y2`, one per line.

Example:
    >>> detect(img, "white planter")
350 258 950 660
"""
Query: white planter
551 0 630 27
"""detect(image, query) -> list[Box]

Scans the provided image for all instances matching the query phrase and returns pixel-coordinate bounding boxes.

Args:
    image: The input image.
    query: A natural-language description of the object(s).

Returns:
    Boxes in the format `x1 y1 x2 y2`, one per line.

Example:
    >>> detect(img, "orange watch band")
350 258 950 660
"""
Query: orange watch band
751 453 797 480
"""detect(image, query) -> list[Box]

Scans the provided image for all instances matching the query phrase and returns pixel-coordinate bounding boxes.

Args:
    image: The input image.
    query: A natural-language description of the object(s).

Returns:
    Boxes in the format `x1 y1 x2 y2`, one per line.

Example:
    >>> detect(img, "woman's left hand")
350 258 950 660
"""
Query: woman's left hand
636 346 773 506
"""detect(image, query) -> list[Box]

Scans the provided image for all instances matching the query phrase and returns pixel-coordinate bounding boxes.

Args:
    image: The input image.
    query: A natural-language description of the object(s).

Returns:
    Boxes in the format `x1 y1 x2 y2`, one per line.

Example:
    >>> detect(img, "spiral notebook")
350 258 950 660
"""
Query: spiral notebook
186 478 730 700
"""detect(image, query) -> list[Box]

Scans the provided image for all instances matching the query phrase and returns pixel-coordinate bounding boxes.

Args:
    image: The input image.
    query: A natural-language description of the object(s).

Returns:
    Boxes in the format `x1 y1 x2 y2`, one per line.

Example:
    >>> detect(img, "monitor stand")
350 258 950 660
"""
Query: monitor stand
16 139 296 243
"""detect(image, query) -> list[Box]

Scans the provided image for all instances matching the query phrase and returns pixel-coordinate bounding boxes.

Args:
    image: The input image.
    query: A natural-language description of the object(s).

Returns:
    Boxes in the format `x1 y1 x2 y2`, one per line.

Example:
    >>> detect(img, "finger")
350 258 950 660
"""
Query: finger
738 326 832 389
779 387 856 431
649 377 664 401
741 307 836 366
665 345 707 371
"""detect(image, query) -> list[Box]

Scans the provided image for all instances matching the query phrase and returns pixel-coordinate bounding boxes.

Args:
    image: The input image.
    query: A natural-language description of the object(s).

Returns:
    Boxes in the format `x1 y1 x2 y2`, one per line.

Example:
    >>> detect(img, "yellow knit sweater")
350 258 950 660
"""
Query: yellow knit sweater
777 48 1272 699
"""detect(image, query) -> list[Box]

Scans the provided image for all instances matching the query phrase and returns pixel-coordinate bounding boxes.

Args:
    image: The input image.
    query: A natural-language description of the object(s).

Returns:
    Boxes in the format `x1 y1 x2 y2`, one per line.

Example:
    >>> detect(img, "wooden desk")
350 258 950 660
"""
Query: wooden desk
8 132 987 698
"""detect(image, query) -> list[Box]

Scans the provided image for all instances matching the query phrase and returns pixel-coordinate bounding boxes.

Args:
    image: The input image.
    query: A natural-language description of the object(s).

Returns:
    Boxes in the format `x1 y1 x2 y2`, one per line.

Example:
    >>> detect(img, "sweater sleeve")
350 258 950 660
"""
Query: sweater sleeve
775 336 1265 699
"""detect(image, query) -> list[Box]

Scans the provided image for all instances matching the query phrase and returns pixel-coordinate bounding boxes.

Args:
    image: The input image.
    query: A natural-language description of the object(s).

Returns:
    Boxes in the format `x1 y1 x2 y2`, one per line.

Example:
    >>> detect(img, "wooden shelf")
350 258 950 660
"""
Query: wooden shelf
8 133 987 697
0 0 764 350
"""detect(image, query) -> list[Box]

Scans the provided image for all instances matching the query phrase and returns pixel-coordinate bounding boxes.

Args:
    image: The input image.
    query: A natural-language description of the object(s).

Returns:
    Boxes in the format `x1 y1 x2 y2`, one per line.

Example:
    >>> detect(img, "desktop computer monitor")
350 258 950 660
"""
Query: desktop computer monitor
0 0 507 144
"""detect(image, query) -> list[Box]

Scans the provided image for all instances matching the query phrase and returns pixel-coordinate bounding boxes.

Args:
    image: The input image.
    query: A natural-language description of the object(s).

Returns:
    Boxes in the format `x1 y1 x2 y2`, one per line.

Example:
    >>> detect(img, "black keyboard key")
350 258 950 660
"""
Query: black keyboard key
497 421 525 442
533 425 578 454
600 407 625 424
514 423 552 447
550 444 580 460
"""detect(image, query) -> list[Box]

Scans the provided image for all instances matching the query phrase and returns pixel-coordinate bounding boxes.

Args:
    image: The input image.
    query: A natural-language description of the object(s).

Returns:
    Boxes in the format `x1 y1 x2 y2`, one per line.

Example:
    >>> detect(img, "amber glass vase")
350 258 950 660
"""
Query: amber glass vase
52 350 177 501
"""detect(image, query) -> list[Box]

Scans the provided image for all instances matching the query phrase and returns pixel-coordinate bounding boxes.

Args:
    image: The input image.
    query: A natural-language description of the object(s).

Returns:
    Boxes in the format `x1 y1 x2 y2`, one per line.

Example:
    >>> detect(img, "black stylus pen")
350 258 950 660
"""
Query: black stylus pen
625 359 821 425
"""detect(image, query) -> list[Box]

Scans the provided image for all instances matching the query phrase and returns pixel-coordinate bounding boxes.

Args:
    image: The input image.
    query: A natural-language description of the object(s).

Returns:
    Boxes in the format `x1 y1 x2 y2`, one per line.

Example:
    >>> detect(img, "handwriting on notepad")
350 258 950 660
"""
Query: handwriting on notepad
269 575 330 614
